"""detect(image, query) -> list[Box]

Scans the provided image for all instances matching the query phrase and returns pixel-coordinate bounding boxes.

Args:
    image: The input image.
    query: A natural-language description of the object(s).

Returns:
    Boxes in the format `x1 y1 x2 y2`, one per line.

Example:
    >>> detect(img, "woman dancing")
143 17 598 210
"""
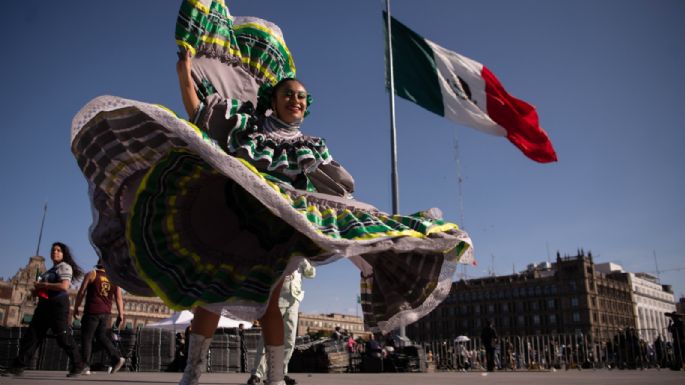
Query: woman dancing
71 1 472 384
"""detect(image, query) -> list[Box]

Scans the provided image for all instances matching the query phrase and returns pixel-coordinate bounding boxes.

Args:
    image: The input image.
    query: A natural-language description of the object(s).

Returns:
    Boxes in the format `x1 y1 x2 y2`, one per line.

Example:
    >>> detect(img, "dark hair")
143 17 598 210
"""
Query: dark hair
52 242 84 280
272 77 304 97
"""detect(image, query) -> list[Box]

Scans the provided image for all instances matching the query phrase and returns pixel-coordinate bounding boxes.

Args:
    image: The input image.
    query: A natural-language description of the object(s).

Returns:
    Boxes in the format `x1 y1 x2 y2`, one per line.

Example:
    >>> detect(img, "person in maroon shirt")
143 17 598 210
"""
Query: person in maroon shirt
74 260 126 374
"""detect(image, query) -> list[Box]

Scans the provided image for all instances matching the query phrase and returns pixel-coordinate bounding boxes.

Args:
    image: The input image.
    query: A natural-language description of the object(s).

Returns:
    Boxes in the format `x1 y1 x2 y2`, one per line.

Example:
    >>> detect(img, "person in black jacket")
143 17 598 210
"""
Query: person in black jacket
481 320 498 372
2 242 87 377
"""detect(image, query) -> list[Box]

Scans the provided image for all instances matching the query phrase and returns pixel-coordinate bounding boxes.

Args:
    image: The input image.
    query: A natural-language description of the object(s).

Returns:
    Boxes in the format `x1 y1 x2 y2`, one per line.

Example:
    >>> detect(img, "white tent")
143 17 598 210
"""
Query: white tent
145 310 252 331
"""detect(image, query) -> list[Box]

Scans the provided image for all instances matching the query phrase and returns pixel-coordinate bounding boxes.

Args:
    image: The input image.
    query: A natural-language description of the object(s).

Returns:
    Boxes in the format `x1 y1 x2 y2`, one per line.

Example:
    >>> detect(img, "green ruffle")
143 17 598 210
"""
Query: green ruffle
224 100 331 178
175 0 296 85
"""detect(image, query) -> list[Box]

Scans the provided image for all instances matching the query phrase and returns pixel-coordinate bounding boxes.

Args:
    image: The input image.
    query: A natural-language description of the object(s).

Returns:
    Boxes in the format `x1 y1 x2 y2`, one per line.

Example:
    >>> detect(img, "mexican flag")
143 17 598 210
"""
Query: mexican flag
384 12 557 163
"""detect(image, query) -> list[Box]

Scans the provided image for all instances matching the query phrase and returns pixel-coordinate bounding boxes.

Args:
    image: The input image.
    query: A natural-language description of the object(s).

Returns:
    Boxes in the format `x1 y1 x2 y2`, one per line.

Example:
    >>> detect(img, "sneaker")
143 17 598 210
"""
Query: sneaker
110 357 126 374
66 365 90 377
284 375 297 385
247 374 262 384
1 366 24 377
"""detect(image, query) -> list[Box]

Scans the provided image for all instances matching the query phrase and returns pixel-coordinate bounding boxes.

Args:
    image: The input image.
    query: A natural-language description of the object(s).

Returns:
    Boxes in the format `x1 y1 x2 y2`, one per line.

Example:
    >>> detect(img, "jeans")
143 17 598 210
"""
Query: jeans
14 295 83 370
81 313 121 365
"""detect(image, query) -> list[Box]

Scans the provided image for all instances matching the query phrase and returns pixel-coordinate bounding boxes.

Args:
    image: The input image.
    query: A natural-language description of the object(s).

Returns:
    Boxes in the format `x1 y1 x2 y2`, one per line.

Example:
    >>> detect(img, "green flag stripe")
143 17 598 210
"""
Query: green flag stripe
383 12 444 117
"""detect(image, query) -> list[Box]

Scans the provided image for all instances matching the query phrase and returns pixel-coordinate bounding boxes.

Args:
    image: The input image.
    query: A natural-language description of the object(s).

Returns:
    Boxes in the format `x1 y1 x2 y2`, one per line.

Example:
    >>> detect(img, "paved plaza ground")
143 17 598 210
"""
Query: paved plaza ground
0 369 683 385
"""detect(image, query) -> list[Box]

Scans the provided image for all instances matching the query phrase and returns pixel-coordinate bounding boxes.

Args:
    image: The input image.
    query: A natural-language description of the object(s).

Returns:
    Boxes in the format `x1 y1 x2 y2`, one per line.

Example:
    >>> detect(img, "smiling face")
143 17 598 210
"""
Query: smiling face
271 80 308 124
51 244 64 264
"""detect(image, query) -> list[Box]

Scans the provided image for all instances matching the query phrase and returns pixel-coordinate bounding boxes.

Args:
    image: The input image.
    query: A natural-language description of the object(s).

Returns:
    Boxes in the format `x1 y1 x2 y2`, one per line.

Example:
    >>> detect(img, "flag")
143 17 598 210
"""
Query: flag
384 12 557 163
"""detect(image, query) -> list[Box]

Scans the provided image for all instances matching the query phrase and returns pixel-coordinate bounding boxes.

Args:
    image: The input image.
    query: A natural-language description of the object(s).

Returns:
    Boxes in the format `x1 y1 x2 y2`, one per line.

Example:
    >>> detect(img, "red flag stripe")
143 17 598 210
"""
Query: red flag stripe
481 66 558 163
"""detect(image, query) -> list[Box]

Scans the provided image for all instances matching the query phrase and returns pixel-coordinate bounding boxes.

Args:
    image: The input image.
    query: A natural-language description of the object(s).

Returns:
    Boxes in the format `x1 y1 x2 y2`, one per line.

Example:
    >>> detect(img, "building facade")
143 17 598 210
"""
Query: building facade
677 297 685 315
407 251 639 343
0 255 173 329
596 263 676 342
297 312 369 339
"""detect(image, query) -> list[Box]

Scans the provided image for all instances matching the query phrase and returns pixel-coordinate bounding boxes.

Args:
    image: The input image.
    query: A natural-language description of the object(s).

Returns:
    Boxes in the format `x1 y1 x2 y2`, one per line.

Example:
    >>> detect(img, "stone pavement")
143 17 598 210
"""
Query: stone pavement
0 370 683 385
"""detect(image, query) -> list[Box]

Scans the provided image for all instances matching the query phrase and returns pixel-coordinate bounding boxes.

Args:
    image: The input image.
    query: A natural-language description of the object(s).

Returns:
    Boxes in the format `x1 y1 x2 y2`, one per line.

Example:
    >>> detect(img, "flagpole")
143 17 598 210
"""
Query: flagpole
453 131 465 228
385 0 406 339
35 202 48 256
386 0 400 215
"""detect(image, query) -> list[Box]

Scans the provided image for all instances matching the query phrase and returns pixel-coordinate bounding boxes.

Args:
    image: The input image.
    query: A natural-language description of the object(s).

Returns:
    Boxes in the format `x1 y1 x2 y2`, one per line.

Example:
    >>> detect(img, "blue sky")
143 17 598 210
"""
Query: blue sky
1 0 683 316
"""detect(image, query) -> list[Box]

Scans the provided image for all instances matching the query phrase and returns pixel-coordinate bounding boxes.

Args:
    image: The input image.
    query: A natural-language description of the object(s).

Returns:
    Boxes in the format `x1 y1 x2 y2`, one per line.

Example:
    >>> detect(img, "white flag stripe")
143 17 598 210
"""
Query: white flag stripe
427 40 506 137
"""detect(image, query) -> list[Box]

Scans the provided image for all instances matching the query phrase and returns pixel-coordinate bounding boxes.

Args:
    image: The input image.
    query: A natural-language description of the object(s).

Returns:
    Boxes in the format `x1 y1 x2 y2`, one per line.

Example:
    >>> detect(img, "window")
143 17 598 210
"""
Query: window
517 315 525 326
488 304 495 313
533 315 540 325
572 312 580 322
547 299 556 310
549 314 557 324
571 297 579 307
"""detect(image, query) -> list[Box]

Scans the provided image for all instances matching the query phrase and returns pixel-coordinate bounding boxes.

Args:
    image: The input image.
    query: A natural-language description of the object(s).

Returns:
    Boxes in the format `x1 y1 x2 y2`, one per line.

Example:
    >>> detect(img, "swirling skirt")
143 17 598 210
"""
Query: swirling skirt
71 102 472 333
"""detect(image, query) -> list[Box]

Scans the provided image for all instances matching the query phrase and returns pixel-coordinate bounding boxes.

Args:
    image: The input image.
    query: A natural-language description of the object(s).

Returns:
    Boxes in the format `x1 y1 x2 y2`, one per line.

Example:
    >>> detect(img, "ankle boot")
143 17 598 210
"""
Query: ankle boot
179 333 212 385
264 345 285 385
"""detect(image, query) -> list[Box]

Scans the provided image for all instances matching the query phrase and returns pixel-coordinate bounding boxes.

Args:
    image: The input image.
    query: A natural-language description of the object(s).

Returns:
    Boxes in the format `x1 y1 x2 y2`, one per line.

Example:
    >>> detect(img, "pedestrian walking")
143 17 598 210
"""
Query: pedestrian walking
1 242 87 377
73 260 126 374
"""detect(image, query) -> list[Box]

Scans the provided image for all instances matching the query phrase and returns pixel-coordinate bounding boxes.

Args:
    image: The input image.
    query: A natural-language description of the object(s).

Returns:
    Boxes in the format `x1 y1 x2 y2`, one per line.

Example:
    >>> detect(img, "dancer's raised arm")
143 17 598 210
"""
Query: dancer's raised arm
176 50 200 119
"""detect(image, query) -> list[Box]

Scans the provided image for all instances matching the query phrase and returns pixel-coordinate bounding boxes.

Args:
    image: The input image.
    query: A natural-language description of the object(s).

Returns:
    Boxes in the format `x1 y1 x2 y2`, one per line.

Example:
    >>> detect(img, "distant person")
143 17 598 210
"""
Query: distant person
73 260 126 374
346 335 357 353
2 242 87 377
169 332 187 372
365 334 383 359
248 260 316 385
481 320 498 372
666 312 684 368
332 326 343 341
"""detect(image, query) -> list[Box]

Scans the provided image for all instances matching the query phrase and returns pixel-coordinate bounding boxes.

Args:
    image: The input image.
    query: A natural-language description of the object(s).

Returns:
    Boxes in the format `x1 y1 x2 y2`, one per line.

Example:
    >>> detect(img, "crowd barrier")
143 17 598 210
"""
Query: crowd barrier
420 327 684 371
0 326 261 373
2 326 682 372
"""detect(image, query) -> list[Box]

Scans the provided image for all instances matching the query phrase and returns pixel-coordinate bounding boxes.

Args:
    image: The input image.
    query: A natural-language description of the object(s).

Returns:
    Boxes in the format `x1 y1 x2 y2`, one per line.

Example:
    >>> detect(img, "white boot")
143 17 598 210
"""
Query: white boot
179 333 212 385
264 345 285 385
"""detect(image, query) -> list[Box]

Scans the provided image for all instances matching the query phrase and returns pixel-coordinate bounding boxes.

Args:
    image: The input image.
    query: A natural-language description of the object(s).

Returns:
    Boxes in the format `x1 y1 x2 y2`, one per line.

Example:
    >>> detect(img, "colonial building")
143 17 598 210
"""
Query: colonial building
297 312 369 339
407 251 639 343
596 263 676 342
0 255 173 329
